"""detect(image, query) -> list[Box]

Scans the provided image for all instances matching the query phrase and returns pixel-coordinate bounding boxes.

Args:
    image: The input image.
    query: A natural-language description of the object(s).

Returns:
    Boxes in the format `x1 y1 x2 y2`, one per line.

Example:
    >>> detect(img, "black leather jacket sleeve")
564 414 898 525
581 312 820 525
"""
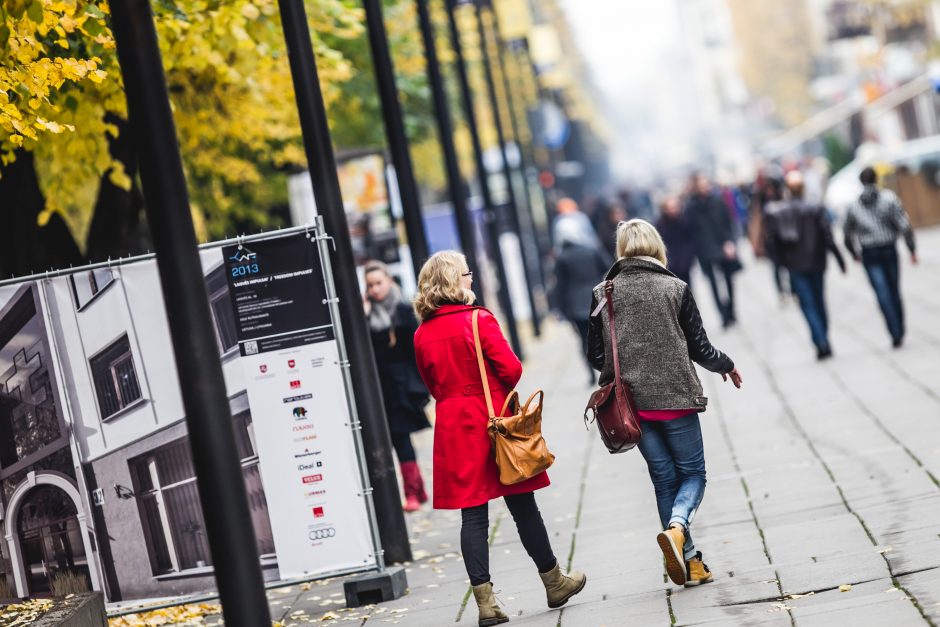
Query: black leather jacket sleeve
587 292 605 372
678 286 734 374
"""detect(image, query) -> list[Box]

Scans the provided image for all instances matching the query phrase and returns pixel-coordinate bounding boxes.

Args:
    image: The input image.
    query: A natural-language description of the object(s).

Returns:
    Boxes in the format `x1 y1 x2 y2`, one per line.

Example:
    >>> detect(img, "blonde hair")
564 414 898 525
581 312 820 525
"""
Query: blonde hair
414 251 476 321
616 219 668 266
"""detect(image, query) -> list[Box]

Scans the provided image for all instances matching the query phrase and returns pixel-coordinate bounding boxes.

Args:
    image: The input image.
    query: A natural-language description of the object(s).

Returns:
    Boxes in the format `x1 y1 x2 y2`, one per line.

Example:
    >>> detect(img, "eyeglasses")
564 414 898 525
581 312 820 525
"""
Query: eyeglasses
462 271 473 278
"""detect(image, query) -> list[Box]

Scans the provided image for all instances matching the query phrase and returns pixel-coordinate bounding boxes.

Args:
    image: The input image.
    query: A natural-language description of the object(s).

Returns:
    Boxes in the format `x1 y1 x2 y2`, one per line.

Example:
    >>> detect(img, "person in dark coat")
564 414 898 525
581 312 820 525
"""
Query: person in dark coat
764 171 846 360
551 220 612 384
363 261 431 512
685 174 739 326
413 251 586 626
656 196 696 285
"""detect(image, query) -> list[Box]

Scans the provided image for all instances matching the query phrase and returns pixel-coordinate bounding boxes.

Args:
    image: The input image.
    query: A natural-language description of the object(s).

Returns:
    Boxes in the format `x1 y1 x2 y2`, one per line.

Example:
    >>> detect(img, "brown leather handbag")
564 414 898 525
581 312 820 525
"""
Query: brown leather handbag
472 310 555 485
584 280 642 454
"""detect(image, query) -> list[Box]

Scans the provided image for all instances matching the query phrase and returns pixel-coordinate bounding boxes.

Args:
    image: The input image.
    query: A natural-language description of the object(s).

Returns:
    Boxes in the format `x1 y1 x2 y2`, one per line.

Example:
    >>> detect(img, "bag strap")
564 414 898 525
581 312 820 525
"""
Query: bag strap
471 309 497 419
604 280 622 383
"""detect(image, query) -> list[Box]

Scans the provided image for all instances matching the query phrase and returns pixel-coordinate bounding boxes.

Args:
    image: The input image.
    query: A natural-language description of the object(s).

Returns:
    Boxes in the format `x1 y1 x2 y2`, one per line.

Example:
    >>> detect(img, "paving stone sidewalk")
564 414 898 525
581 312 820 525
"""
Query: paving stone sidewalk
194 227 940 627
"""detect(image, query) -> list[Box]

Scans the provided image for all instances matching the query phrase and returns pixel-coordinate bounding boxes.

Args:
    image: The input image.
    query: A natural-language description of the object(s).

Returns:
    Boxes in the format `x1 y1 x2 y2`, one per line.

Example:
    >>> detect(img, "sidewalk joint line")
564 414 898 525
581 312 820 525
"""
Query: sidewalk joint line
710 385 795 627
737 319 935 627
556 429 595 627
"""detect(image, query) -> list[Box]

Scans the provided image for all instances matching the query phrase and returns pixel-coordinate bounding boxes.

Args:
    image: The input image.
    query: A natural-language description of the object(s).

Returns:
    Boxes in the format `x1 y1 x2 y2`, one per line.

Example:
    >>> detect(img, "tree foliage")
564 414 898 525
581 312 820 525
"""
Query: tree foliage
0 0 438 267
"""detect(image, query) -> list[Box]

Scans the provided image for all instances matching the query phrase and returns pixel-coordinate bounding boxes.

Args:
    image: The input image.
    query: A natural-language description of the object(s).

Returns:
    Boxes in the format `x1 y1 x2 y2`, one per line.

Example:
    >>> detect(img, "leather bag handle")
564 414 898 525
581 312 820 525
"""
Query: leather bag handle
499 390 520 418
472 309 497 419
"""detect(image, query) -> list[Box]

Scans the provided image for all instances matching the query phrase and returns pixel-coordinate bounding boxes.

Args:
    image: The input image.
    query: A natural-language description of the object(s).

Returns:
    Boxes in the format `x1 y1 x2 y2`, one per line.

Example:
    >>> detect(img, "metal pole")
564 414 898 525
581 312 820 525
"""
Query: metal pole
445 0 523 359
277 0 412 564
362 0 429 276
414 0 485 303
486 6 549 293
108 3 271 625
475 1 543 336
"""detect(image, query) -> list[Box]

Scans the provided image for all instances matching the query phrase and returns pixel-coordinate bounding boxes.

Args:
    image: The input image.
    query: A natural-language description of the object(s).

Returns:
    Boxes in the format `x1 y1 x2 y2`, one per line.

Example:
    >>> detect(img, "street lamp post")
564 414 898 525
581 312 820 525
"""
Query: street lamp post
362 0 430 276
445 0 523 359
277 0 412 565
414 0 485 301
475 0 544 336
108 2 271 625
485 3 549 293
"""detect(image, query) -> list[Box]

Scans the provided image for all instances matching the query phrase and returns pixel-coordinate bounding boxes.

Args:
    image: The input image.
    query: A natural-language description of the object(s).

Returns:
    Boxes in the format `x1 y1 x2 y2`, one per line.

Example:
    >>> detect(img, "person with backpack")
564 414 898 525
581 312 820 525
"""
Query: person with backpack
843 167 918 348
586 220 743 588
763 171 846 360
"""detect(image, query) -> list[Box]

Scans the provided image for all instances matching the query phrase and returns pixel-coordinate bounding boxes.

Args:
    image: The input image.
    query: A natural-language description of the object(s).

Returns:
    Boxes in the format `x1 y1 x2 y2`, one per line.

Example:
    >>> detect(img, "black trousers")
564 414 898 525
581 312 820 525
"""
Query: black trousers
461 492 557 586
700 260 736 323
390 431 416 463
572 318 594 379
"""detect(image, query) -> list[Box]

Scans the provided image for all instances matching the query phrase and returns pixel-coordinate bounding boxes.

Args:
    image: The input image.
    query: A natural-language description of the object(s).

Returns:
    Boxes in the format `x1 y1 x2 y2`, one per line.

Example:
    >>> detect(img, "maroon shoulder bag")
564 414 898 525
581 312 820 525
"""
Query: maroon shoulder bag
583 280 642 454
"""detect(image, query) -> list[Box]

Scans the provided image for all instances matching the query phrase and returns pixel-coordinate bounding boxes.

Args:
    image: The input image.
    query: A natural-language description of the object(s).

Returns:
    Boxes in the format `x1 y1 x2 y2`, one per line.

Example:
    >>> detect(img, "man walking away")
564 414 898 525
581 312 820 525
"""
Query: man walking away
552 219 612 384
843 167 918 348
656 196 696 286
764 171 846 360
685 174 738 327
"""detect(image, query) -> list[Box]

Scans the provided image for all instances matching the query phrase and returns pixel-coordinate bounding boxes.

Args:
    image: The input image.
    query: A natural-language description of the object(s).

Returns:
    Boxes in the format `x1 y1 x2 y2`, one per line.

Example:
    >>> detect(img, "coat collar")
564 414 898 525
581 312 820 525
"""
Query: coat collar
605 256 676 281
428 303 482 319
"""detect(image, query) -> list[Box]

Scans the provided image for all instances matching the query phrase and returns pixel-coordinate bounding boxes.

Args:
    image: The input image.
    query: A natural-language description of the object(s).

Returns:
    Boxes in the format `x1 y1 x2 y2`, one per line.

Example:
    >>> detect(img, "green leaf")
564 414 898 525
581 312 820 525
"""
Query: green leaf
26 0 43 24
83 18 103 37
64 95 78 111
0 25 10 45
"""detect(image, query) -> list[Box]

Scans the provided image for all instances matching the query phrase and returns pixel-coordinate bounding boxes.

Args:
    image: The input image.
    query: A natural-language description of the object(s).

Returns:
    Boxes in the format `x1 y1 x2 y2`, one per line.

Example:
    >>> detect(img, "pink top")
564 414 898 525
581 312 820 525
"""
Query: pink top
638 409 697 422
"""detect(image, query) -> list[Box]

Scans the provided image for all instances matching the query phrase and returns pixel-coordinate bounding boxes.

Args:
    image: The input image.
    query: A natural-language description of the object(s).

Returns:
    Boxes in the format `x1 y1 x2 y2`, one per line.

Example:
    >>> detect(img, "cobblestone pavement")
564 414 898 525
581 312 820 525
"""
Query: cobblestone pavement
262 227 940 627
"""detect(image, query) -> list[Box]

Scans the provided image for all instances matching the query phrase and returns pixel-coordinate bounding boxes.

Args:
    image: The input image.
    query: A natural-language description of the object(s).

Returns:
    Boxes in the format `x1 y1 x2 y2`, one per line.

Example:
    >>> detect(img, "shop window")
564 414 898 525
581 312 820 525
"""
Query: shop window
130 411 274 575
90 335 141 419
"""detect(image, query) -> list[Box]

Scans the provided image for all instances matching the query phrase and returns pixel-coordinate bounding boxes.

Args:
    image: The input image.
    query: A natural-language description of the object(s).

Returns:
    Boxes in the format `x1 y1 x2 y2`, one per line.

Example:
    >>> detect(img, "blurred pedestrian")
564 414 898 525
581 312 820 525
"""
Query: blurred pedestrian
413 252 586 626
843 167 918 348
750 169 790 302
587 220 742 588
656 197 696 285
363 262 431 512
685 174 739 327
551 220 611 384
763 172 846 360
596 201 627 260
552 197 599 253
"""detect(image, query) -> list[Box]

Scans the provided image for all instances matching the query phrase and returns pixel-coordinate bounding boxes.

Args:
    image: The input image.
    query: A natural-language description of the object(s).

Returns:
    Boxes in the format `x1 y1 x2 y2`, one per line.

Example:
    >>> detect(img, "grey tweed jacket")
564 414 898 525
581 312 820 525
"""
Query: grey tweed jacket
587 257 734 411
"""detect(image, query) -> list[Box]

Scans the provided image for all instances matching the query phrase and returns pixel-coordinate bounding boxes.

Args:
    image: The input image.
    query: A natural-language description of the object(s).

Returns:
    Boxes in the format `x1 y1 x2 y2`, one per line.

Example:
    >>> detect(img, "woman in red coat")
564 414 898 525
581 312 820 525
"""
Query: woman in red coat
413 251 586 627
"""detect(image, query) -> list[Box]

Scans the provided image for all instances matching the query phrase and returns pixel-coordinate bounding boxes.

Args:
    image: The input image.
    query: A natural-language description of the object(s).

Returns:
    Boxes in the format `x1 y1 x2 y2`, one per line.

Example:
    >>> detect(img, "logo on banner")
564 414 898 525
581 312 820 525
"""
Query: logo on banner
293 449 320 459
244 340 259 355
229 249 257 263
288 359 296 369
310 357 325 369
312 506 325 519
304 489 326 497
259 364 268 374
308 527 336 541
292 406 307 419
283 393 313 403
290 380 301 389
302 474 323 484
293 423 315 433
297 462 323 471
293 434 318 443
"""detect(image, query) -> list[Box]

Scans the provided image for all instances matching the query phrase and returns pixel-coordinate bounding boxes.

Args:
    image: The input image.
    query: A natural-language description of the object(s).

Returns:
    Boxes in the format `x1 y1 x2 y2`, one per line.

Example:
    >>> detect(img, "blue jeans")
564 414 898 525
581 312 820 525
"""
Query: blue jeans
789 270 829 350
861 245 904 341
637 413 706 560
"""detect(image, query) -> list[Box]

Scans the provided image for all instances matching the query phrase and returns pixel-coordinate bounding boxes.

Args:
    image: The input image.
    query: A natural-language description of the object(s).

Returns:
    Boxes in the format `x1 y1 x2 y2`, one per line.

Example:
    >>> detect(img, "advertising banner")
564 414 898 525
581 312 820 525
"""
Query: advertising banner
224 234 375 578
0 227 377 604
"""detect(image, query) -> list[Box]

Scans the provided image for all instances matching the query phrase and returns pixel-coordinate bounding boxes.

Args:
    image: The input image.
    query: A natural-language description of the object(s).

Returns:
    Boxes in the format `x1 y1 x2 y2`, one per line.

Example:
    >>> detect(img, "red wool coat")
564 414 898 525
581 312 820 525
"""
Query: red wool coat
414 304 550 509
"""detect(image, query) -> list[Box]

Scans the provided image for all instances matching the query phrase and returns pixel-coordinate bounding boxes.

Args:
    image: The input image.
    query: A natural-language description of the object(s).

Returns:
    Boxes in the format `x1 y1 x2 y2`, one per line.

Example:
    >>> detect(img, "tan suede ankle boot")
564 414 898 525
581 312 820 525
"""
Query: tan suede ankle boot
656 525 687 586
471 582 508 626
538 562 587 609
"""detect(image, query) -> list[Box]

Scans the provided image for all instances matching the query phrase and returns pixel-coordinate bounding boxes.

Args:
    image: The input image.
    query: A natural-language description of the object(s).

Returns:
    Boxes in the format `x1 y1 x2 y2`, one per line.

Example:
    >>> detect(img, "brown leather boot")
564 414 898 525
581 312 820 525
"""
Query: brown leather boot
538 562 587 609
471 582 509 626
685 551 714 587
656 525 687 586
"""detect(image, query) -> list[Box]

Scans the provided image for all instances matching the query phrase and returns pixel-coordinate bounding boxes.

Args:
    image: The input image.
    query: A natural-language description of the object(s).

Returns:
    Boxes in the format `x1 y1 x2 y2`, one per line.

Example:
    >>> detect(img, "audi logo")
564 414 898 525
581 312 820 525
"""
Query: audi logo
308 527 336 541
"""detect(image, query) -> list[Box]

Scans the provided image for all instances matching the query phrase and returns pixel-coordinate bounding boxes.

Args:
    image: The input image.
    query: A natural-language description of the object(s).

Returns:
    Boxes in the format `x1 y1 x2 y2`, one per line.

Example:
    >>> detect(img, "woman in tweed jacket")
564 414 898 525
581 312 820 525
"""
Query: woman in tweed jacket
587 219 743 588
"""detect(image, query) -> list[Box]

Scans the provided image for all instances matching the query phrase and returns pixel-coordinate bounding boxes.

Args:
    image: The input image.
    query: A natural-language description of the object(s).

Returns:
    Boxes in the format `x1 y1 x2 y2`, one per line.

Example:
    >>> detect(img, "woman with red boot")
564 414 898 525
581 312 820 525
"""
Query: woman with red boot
413 251 585 627
363 261 431 512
